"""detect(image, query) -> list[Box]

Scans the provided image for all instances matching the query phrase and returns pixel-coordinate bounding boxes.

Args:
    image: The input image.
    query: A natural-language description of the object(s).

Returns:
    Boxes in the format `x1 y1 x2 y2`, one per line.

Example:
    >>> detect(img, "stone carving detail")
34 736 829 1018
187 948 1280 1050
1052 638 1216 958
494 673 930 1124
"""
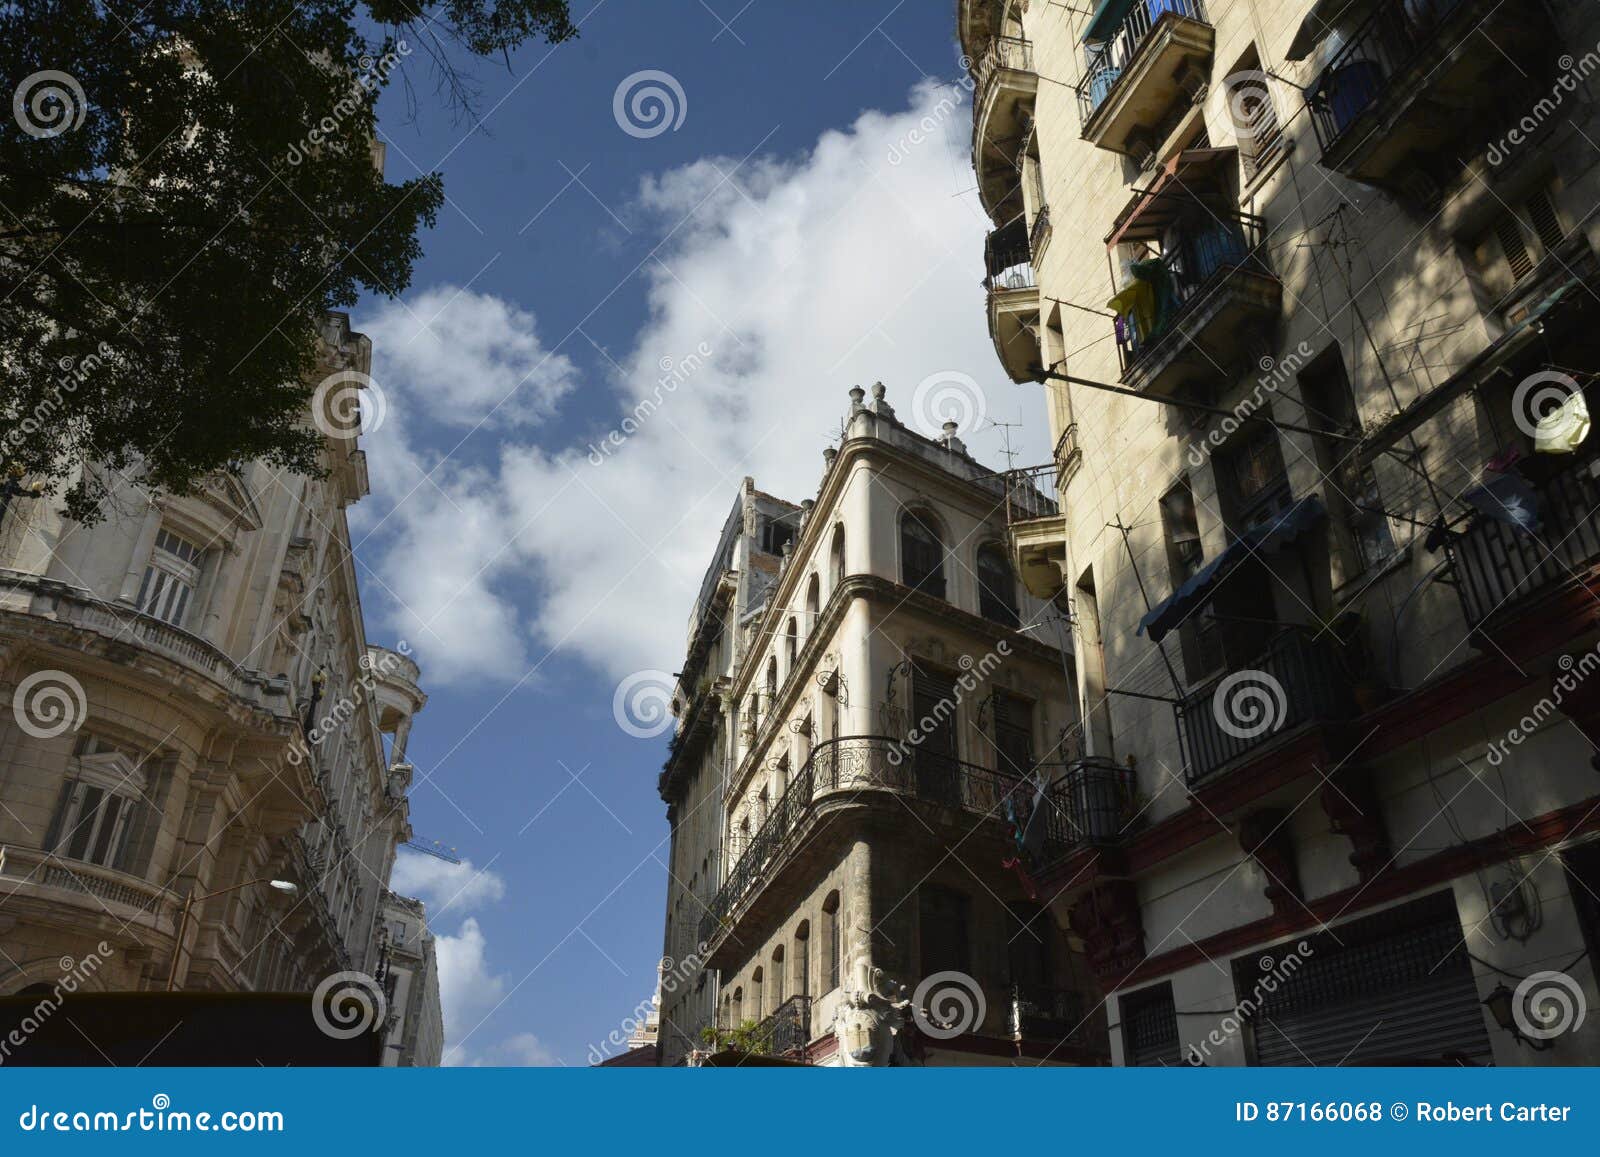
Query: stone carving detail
834 929 915 1066
1237 808 1302 917
1319 767 1390 883
1067 880 1143 986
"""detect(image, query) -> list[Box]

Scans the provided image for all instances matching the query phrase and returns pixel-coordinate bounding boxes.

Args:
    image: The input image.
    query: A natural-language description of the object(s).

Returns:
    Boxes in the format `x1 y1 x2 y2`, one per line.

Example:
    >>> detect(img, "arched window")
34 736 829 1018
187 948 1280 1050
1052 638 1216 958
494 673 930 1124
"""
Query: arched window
731 987 743 1027
765 657 777 707
977 543 1020 627
822 891 842 992
900 510 945 598
794 921 811 998
752 966 764 1018
805 574 820 633
771 945 786 1007
829 524 846 589
785 617 798 672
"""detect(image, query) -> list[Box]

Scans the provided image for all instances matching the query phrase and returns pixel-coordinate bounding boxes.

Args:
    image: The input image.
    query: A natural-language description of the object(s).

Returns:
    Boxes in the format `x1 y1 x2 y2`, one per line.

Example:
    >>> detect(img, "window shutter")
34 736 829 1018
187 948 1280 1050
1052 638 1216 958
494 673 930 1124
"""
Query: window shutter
1494 212 1534 281
1526 189 1565 253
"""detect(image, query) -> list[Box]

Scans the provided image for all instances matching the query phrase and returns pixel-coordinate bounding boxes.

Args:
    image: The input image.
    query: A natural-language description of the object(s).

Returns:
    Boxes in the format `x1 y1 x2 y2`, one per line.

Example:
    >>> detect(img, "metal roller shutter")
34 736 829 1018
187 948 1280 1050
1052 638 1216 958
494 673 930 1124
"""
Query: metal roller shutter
1239 891 1494 1067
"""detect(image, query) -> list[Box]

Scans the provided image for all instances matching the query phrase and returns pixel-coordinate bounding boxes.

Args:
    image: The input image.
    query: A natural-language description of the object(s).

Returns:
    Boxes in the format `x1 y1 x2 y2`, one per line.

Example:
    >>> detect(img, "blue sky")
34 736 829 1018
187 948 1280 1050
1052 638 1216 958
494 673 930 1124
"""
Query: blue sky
349 0 1052 1065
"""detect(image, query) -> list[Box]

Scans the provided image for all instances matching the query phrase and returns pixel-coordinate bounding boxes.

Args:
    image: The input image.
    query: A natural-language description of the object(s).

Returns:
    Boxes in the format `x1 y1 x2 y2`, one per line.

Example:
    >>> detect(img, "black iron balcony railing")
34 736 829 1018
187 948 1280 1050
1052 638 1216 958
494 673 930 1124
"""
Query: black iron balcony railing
1447 443 1600 628
1010 985 1087 1042
1306 0 1469 157
1111 211 1269 378
1034 757 1137 855
986 220 1037 295
1175 627 1354 785
698 737 1027 944
1075 0 1208 127
754 994 812 1059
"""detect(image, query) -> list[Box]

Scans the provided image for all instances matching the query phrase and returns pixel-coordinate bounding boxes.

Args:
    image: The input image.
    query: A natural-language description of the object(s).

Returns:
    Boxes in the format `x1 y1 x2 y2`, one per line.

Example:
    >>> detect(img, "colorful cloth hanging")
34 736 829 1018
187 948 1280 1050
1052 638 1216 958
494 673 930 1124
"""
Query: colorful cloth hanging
1534 389 1591 454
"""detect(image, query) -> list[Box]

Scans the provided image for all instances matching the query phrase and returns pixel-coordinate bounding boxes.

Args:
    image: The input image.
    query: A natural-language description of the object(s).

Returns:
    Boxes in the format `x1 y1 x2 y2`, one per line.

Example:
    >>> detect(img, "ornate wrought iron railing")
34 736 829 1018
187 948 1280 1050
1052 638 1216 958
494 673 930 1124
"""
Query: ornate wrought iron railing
1447 442 1600 627
698 737 1027 944
1306 0 1470 156
1075 0 1209 126
1112 210 1270 379
755 994 812 1059
1033 757 1138 854
1174 627 1354 785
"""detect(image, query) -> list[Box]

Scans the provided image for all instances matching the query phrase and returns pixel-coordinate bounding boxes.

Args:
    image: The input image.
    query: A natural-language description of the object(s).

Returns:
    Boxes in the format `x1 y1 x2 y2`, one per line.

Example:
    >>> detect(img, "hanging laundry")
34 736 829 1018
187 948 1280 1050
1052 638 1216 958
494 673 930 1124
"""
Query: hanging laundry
1534 389 1591 454
1131 255 1178 338
1107 279 1155 343
1462 470 1543 535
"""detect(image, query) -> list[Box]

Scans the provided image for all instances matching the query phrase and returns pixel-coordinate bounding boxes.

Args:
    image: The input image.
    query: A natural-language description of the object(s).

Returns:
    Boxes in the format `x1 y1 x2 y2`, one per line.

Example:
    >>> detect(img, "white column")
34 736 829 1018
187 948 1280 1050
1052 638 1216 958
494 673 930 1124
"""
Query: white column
116 507 162 605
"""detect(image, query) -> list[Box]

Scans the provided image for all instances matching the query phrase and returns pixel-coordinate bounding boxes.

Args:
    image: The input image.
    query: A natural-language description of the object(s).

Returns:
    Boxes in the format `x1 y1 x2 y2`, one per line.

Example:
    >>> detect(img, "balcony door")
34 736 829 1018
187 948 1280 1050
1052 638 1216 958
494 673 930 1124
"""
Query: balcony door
911 666 961 806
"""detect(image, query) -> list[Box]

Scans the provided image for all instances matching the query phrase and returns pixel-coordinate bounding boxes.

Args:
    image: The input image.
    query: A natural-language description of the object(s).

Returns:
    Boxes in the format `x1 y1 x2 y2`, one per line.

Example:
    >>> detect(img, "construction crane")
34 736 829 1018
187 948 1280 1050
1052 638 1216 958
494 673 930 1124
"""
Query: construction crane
401 837 461 864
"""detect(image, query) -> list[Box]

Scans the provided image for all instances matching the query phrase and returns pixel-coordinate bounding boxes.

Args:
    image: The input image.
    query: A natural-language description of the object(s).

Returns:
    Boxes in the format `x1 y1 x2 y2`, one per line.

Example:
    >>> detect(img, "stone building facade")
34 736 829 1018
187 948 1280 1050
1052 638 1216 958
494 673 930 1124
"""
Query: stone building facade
659 385 1106 1065
961 0 1600 1065
0 312 427 1002
378 890 444 1067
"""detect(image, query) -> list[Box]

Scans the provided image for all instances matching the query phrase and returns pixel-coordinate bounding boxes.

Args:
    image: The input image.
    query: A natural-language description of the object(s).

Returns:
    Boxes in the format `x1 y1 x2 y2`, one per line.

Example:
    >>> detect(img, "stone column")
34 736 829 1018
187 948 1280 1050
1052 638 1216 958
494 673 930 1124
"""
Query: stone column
116 507 162 605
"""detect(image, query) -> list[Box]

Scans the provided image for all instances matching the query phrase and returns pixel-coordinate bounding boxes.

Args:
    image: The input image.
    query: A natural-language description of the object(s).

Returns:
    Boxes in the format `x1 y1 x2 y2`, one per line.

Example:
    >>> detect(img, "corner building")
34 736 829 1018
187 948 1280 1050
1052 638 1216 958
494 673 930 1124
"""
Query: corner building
659 386 1107 1066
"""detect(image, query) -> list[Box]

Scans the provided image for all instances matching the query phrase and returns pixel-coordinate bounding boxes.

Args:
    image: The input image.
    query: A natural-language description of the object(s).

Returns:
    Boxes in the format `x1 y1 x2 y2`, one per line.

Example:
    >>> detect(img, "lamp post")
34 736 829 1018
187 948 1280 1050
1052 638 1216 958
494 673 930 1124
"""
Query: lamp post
165 877 298 991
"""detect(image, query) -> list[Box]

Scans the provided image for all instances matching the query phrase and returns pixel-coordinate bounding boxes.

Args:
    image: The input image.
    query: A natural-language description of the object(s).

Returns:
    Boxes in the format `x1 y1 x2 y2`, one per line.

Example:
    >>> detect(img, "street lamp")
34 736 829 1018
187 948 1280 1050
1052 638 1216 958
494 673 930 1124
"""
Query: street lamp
165 877 298 990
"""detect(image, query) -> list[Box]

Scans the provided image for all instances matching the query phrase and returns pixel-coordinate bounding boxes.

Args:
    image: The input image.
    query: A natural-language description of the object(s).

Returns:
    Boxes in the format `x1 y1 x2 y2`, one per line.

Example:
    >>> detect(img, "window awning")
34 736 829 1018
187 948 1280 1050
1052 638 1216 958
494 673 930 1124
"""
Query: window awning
1083 0 1138 43
1105 147 1237 248
1138 495 1327 643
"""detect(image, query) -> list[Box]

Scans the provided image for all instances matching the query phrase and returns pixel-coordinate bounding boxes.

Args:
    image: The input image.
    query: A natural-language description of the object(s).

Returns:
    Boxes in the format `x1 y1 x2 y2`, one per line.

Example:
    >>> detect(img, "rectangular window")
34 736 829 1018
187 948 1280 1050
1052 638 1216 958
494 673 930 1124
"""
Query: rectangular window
992 692 1034 778
1121 981 1180 1066
760 517 795 556
136 528 204 627
1300 349 1395 577
1228 51 1284 182
918 885 971 977
52 780 135 869
1160 481 1224 680
1218 423 1291 531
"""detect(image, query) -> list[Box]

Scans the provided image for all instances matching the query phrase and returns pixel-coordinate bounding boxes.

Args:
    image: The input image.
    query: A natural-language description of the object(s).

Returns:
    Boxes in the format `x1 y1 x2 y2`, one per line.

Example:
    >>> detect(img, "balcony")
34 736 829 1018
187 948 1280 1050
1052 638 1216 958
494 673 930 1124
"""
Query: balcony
0 847 178 934
698 737 1025 948
1009 986 1089 1044
1175 627 1354 786
1306 0 1556 192
1026 757 1138 864
972 35 1038 222
986 219 1040 385
740 995 813 1061
1109 211 1281 398
1011 514 1068 602
1448 444 1600 630
1076 0 1213 157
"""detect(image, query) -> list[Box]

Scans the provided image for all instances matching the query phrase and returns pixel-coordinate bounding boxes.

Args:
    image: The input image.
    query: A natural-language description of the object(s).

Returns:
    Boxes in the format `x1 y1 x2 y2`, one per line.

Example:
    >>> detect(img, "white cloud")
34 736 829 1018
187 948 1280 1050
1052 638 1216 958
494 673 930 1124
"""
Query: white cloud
465 1032 561 1067
357 79 1050 686
435 916 509 1065
389 849 508 917
364 285 578 430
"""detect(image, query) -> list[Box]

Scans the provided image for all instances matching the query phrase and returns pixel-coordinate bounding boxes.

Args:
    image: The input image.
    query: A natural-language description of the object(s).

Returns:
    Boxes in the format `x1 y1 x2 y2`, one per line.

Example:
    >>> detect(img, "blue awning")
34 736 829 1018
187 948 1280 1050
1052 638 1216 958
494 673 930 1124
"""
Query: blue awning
1083 0 1138 42
1138 495 1327 643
